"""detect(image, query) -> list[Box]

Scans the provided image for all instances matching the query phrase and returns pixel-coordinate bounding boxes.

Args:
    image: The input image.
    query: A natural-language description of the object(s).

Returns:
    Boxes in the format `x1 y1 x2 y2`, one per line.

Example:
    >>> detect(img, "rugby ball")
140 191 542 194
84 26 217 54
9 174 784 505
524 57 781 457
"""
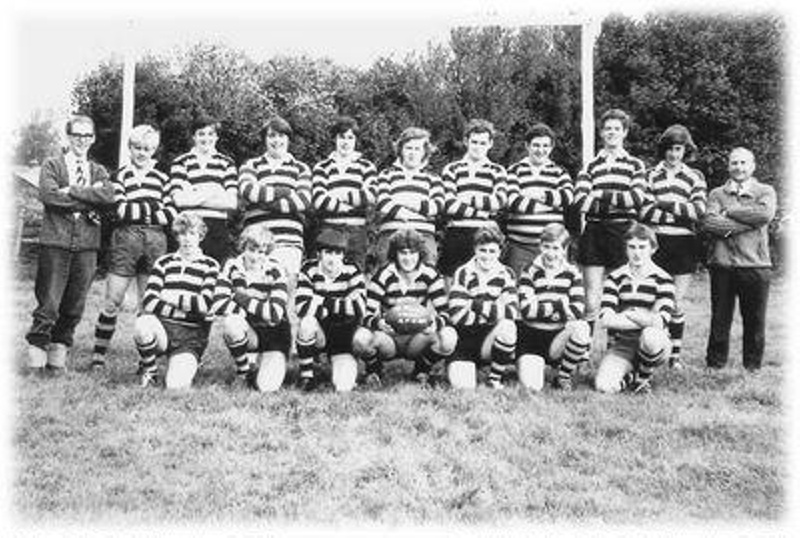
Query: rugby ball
385 302 432 334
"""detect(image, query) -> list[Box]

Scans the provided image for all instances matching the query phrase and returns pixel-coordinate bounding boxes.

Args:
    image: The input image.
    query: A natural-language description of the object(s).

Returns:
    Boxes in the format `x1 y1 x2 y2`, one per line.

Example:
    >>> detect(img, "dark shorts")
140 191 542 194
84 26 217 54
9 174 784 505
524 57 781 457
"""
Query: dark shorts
201 217 235 265
109 225 167 277
321 317 359 355
452 325 493 364
249 318 292 354
576 219 631 269
517 325 561 367
653 234 702 275
440 226 480 277
162 319 211 361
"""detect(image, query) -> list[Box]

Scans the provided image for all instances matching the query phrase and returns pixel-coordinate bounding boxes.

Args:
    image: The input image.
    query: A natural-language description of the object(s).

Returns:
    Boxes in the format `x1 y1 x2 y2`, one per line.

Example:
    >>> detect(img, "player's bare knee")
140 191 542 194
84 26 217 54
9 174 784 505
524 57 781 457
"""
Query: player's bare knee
222 314 248 340
567 320 592 346
134 314 159 343
640 327 669 355
297 316 319 341
434 326 458 356
351 327 374 357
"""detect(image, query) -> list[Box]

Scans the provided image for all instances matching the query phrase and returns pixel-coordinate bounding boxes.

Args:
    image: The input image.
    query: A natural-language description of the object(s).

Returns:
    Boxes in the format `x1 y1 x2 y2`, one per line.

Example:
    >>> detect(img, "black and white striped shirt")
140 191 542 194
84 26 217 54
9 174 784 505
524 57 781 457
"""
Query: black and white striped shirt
112 163 177 225
449 259 519 327
312 152 377 227
640 162 707 235
364 262 449 331
442 158 507 227
142 251 219 325
374 162 444 236
575 149 649 221
170 150 237 220
519 257 584 330
295 260 366 323
212 254 289 326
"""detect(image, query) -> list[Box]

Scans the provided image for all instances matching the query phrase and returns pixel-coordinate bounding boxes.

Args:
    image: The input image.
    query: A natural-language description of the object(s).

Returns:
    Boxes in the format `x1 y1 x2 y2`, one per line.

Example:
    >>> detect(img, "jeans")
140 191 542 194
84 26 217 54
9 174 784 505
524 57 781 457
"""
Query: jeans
26 246 97 349
705 266 771 370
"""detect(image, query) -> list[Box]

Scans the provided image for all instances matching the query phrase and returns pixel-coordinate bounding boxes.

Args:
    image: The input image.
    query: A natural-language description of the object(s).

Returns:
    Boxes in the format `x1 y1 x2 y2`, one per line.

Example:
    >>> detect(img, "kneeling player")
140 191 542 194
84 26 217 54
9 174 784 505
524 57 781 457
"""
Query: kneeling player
133 213 219 388
353 229 456 387
517 223 591 391
212 224 290 391
594 223 675 394
295 229 366 392
448 226 519 389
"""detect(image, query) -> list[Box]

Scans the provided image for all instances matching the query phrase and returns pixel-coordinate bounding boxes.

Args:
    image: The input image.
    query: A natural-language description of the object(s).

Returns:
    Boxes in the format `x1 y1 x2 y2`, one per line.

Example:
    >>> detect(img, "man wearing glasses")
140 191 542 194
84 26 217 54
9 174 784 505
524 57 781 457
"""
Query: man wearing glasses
25 115 115 375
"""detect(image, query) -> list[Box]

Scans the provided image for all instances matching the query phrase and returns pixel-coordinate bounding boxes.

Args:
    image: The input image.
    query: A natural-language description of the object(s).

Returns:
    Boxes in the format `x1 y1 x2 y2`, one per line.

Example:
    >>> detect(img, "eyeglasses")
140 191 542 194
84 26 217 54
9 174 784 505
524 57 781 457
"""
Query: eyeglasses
70 132 95 139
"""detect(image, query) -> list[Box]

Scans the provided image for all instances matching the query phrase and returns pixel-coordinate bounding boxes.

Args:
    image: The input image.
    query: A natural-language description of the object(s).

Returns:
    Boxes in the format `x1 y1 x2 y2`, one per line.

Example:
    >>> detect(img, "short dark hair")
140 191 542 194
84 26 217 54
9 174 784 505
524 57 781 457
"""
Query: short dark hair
330 116 360 138
473 224 505 250
624 222 658 249
191 113 219 135
66 115 95 135
526 122 556 145
464 118 496 140
260 115 293 139
386 229 429 266
600 109 631 132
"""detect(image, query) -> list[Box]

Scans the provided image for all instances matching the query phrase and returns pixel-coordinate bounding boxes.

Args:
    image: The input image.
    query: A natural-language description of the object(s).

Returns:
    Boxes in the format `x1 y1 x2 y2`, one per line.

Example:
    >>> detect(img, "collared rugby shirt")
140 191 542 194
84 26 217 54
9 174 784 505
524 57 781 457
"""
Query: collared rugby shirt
142 251 219 325
364 262 449 331
506 158 574 246
374 162 444 236
312 152 377 227
112 163 177 225
170 150 238 220
295 259 366 323
238 153 312 246
448 259 519 327
640 161 707 235
574 149 648 220
519 257 584 330
442 157 507 227
600 263 675 330
212 254 289 326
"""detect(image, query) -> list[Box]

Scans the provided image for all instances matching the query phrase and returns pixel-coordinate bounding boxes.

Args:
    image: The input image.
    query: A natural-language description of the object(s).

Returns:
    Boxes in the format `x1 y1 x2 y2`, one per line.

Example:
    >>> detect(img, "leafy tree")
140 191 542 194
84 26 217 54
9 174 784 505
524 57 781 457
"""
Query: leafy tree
12 111 62 165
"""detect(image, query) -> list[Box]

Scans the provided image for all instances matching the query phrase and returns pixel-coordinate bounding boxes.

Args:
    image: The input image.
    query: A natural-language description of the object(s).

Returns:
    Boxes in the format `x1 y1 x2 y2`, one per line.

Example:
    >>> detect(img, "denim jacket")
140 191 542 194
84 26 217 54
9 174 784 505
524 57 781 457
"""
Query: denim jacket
702 178 776 268
38 154 115 251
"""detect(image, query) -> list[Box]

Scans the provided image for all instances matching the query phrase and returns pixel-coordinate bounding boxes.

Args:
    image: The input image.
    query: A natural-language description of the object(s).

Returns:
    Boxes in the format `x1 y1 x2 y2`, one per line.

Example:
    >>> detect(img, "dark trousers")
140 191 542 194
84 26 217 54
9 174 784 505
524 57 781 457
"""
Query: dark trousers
26 246 97 349
705 266 771 370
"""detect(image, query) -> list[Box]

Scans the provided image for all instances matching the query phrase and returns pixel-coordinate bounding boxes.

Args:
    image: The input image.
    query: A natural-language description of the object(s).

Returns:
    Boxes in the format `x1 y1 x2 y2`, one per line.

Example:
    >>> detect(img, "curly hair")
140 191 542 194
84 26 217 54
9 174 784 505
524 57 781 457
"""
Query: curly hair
386 229 429 266
238 223 275 255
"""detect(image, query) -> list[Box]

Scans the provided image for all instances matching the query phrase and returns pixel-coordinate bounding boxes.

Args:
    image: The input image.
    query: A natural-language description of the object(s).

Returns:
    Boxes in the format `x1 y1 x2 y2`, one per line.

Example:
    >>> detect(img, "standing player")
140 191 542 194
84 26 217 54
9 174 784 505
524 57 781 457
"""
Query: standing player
311 116 377 269
91 125 177 370
212 223 290 391
352 229 457 387
640 125 707 368
505 123 575 277
574 109 649 335
374 127 444 267
170 114 239 265
238 115 312 284
294 229 366 392
517 224 591 391
448 226 519 389
133 213 219 389
25 115 114 374
594 223 675 394
440 119 508 280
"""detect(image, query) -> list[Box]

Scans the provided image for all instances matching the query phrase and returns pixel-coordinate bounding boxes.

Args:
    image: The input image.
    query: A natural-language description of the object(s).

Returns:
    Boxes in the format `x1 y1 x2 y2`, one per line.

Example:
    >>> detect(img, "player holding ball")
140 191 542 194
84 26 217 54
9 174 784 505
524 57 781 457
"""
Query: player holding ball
353 229 457 387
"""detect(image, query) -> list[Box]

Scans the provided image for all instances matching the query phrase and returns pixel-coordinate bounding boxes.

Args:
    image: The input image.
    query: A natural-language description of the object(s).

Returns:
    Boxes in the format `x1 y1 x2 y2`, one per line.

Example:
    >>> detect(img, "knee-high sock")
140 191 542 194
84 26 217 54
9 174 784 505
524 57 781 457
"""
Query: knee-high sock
296 335 317 380
93 310 118 357
559 334 591 382
636 344 666 381
136 336 158 376
489 338 515 384
225 332 251 375
668 314 685 363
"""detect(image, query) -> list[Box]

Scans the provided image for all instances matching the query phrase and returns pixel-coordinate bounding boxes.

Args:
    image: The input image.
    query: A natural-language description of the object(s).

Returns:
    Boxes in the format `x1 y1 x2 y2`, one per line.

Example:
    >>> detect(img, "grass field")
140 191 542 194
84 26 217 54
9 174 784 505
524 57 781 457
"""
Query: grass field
10 269 788 529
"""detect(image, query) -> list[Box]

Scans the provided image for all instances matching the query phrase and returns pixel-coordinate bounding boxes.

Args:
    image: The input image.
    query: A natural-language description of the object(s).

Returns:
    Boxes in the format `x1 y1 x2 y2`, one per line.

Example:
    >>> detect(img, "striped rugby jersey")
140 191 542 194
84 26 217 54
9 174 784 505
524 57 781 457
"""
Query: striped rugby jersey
640 161 707 235
312 152 377 226
170 150 237 220
574 149 649 220
112 163 177 225
448 259 519 327
374 161 444 236
142 251 220 325
295 259 366 322
238 153 312 245
506 158 574 246
600 262 675 328
519 257 584 330
211 254 289 326
442 157 507 226
364 262 449 331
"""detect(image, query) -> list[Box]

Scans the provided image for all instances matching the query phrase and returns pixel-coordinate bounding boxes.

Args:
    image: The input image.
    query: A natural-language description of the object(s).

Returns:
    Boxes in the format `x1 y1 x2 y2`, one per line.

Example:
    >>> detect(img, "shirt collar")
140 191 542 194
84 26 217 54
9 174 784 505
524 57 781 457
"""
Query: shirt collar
724 178 756 195
619 261 661 280
329 150 362 163
655 161 688 175
598 148 630 161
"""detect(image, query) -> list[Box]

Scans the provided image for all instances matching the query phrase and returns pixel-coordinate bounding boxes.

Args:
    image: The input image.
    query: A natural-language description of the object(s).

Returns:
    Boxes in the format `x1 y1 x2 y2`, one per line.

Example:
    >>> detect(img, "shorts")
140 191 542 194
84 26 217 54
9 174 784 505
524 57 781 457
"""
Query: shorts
321 317 359 355
249 318 292 354
200 217 235 265
504 241 541 279
517 325 561 367
604 330 642 364
162 318 211 361
109 225 167 277
653 234 702 275
316 223 368 270
577 219 631 269
452 325 493 364
439 226 480 277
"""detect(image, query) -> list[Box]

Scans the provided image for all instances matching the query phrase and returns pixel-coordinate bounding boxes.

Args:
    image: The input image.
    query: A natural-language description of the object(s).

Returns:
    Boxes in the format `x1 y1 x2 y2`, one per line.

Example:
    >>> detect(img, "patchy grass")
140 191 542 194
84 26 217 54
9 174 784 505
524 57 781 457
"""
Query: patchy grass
11 271 787 526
